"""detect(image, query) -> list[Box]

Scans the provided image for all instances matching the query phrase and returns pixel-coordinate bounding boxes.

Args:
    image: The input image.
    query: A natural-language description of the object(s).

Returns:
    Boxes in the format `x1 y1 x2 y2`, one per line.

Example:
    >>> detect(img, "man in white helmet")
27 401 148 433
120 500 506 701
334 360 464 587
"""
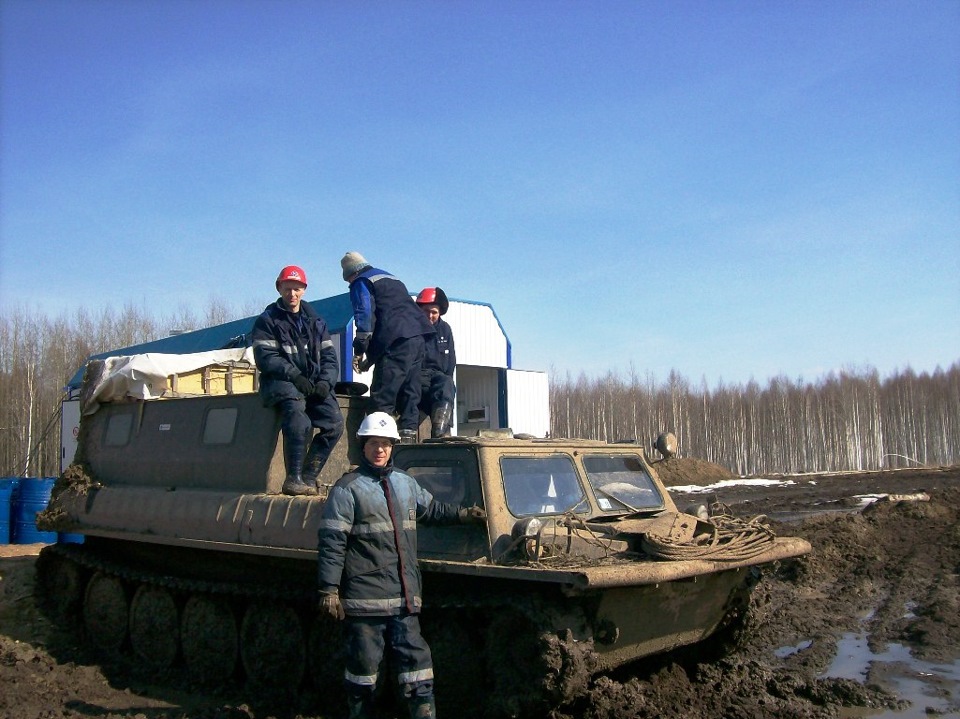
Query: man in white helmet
316 412 485 719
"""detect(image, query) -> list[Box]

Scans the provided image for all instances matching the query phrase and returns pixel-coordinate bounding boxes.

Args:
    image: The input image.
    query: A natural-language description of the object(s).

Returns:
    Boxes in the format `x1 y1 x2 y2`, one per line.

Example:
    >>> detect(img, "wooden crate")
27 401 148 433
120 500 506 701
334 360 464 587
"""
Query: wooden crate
167 364 258 396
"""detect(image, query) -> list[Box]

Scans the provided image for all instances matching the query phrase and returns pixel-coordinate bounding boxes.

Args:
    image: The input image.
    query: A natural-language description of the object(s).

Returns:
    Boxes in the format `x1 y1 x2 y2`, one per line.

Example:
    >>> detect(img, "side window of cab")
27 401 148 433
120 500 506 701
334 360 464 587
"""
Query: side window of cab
393 447 481 507
394 447 487 561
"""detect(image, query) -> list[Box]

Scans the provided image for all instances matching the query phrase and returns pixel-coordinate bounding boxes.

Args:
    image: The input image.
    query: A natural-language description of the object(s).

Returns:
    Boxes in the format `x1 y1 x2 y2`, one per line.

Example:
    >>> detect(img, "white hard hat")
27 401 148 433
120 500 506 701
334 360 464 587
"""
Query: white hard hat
357 412 400 442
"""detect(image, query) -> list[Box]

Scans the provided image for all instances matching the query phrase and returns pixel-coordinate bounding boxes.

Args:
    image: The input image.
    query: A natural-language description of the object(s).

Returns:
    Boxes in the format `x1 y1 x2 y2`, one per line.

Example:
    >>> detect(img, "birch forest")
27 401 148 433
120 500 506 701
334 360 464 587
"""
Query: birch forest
0 302 244 479
1 305 957 479
550 364 959 475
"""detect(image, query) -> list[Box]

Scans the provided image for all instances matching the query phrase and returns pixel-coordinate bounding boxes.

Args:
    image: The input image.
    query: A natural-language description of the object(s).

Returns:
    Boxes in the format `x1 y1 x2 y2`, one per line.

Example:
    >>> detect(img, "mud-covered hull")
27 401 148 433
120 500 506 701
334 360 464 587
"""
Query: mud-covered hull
39 369 812 718
45 480 809 677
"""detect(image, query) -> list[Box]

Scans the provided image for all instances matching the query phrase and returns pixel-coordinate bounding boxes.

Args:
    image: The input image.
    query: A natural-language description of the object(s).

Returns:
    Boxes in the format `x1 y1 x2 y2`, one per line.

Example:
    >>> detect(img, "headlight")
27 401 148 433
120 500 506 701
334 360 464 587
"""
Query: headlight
511 517 544 561
511 516 543 540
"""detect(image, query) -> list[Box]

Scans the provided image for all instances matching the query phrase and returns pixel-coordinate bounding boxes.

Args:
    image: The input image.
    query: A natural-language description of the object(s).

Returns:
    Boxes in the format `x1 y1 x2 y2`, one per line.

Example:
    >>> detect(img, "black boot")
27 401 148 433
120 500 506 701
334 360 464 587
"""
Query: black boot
430 402 453 438
406 693 436 718
282 433 317 497
282 474 317 496
346 687 377 719
399 429 417 445
301 434 328 489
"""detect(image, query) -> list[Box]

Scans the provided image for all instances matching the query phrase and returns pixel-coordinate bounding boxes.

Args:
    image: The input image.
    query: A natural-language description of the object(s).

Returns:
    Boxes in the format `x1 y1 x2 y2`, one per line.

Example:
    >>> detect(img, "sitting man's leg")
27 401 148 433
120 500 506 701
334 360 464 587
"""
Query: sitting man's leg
428 373 455 438
304 393 345 489
277 398 317 496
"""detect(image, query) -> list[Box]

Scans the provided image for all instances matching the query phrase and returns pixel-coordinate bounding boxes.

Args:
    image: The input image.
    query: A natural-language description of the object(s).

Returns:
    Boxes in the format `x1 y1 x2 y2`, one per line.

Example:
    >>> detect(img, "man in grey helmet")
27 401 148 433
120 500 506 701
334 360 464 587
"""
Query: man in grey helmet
340 252 435 443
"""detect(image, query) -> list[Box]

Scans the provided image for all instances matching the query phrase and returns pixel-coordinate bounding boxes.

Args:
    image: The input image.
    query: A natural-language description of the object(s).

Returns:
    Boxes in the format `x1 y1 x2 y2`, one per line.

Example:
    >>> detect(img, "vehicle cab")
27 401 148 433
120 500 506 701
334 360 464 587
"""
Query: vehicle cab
393 433 674 564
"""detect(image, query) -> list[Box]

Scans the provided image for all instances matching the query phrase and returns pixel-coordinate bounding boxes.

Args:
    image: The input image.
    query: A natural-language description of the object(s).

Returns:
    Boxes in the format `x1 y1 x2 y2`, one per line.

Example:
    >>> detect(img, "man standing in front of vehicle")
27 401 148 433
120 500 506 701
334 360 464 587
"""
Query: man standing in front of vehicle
316 412 485 718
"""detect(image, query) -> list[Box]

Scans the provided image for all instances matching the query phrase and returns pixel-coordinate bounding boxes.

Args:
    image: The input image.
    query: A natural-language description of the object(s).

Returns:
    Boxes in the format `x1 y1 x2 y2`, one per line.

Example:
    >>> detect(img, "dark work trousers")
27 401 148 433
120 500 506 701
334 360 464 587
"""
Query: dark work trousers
370 335 425 432
343 614 435 709
418 369 456 416
276 393 344 470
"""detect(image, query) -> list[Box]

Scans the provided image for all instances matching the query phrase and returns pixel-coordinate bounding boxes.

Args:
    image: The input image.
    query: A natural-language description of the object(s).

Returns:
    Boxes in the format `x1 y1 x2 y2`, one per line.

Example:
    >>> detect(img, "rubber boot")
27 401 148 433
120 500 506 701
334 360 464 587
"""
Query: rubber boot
399 429 417 445
282 433 317 497
430 402 453 439
282 473 316 496
407 695 436 718
346 688 377 719
302 434 330 489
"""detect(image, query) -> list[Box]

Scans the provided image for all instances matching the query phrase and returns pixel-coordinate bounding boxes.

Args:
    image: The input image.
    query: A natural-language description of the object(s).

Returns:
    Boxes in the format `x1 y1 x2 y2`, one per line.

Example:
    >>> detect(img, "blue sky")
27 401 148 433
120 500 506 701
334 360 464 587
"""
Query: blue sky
2 0 958 386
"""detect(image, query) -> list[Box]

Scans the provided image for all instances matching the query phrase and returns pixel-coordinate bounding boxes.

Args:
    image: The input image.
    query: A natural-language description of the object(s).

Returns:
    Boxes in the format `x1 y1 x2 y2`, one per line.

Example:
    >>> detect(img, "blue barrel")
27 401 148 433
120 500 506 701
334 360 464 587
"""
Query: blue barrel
12 477 57 544
0 478 20 544
58 532 85 544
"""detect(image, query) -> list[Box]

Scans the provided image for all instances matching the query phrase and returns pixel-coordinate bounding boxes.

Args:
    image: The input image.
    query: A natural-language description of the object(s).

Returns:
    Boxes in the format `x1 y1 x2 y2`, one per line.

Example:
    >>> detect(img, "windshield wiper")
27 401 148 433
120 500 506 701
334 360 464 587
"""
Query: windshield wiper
592 485 641 513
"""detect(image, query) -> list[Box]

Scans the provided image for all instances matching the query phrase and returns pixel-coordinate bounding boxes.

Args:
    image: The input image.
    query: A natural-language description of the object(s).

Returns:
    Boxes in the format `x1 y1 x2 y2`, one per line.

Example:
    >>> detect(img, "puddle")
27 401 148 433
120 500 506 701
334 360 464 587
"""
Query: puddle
774 639 812 658
824 632 960 718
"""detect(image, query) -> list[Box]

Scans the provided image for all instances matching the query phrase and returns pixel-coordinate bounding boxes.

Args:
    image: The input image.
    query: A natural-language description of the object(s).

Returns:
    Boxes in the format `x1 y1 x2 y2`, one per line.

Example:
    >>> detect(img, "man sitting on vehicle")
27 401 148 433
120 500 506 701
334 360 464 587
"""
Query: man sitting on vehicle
251 265 344 496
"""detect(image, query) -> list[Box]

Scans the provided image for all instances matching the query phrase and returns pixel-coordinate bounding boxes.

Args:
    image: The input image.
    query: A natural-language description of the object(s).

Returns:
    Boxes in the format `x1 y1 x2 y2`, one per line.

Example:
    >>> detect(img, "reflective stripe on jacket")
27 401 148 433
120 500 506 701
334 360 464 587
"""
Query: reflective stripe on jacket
348 267 435 362
251 299 339 406
317 461 460 616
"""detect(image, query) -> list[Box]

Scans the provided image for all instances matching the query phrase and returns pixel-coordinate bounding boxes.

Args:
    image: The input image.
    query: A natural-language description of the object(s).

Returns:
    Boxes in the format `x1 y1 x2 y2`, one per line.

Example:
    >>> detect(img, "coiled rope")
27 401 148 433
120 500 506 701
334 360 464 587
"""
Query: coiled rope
640 508 777 562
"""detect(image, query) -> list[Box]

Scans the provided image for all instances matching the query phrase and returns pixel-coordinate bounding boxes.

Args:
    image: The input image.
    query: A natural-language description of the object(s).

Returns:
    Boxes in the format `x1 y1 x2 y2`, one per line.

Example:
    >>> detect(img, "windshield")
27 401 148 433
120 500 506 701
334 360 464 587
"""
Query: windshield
501 455 586 517
582 455 664 513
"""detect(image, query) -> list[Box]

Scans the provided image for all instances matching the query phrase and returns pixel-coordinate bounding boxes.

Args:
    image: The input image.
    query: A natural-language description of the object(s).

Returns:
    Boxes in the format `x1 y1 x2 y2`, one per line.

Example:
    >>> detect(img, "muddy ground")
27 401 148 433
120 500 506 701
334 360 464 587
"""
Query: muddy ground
1 463 958 719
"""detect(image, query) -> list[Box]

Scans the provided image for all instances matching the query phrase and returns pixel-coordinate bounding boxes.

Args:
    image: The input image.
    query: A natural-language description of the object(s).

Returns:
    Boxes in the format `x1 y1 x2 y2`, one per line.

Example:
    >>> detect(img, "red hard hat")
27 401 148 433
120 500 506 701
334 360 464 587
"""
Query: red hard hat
276 265 308 290
415 287 449 315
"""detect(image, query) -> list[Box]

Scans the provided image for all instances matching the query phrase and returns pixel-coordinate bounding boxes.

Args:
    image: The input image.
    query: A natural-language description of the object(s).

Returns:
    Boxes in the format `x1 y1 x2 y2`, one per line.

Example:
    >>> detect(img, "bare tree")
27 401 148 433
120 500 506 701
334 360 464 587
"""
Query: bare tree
550 363 959 475
0 300 254 478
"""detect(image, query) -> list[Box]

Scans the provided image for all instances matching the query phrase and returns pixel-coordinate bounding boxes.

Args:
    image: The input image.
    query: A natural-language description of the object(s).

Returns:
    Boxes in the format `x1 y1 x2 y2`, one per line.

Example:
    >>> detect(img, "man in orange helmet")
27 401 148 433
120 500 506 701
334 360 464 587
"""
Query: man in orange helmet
415 287 456 438
252 265 344 496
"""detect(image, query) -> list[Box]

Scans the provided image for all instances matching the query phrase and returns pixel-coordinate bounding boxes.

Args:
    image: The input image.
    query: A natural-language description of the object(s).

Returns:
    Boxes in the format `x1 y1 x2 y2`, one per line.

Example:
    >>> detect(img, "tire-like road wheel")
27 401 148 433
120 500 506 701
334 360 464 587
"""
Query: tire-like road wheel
129 585 179 671
307 613 345 695
427 610 485 719
83 571 128 654
240 602 306 690
37 552 85 626
181 594 238 685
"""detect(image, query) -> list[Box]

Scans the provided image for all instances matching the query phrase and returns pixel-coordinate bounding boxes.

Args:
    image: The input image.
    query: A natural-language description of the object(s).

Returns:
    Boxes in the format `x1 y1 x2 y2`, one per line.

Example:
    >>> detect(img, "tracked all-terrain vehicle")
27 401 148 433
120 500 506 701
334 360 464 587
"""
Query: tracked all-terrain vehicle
37 353 810 717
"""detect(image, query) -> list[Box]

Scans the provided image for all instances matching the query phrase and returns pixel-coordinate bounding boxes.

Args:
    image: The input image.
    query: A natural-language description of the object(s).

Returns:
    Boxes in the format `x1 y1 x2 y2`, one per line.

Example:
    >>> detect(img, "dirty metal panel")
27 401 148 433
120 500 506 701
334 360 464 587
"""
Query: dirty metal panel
81 393 367 495
57 487 325 551
591 570 746 670
82 394 280 492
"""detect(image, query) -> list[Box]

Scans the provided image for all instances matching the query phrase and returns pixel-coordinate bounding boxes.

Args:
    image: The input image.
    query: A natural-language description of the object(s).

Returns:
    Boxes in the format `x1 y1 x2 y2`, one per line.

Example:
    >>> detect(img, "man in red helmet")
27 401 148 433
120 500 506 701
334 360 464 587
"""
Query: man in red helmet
251 265 344 496
415 287 456 438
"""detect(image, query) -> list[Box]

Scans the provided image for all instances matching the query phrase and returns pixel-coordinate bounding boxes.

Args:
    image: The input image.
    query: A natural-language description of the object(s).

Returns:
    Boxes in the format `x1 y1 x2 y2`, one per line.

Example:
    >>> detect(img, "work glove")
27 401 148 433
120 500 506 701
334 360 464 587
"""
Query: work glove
292 374 314 396
319 590 345 621
311 381 330 400
352 335 370 357
458 505 487 525
352 355 372 373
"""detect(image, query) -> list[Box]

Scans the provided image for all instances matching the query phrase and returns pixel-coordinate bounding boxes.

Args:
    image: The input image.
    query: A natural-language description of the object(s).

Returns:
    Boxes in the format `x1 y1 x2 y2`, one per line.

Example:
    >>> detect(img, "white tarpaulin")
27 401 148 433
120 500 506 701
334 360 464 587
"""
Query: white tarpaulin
80 348 255 415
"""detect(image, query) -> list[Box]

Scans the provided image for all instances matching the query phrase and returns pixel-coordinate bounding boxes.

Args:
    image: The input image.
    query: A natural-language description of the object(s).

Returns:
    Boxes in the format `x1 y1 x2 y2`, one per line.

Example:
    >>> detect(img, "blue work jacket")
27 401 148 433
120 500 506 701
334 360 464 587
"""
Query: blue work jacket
317 458 460 616
348 267 434 362
251 299 339 406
